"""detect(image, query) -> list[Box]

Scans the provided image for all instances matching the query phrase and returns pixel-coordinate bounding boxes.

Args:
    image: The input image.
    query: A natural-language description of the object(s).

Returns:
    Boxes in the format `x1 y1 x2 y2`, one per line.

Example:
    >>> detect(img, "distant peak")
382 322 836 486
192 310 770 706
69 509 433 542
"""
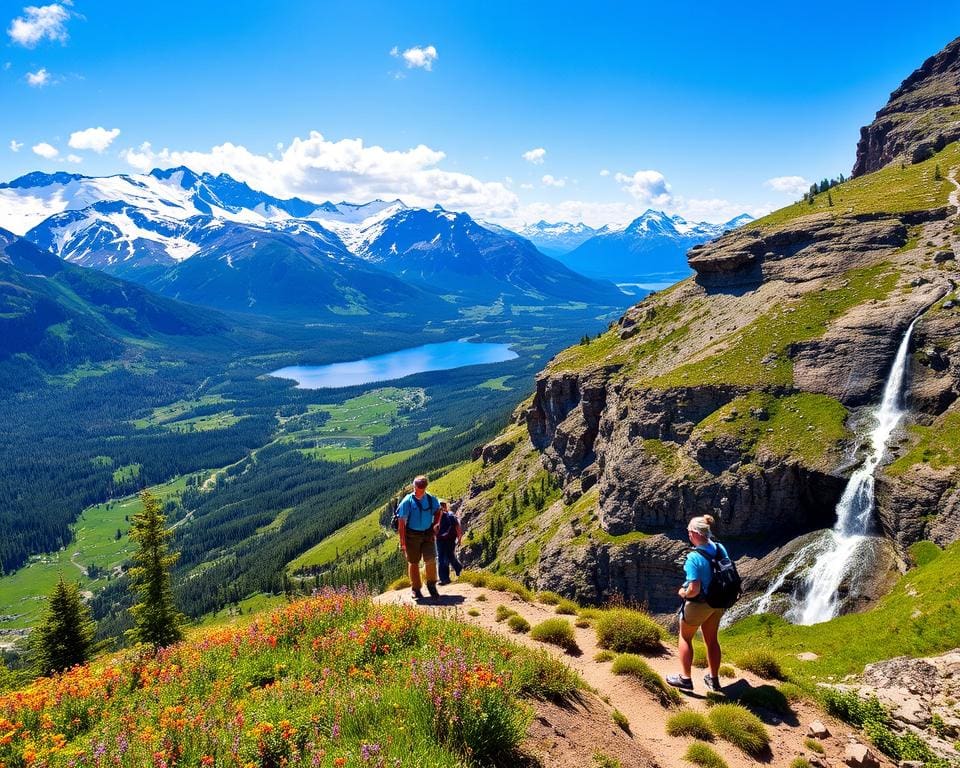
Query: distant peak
5 170 87 188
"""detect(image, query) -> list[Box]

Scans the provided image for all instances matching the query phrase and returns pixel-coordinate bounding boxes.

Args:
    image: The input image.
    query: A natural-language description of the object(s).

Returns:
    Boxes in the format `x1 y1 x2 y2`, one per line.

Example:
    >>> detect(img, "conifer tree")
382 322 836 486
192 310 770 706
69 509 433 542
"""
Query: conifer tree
127 490 184 649
33 576 95 676
935 163 943 181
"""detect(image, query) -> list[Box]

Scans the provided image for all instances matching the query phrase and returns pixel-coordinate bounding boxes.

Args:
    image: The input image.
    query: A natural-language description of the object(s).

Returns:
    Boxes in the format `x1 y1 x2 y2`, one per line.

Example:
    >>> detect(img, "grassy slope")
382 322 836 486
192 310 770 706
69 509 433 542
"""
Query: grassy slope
750 141 958 230
722 541 960 688
0 591 579 767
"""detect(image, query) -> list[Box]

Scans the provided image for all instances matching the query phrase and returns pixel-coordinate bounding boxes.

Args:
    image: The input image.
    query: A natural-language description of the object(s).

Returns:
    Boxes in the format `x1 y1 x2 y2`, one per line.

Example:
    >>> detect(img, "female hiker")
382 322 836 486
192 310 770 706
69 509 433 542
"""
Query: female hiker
434 500 462 585
666 514 729 692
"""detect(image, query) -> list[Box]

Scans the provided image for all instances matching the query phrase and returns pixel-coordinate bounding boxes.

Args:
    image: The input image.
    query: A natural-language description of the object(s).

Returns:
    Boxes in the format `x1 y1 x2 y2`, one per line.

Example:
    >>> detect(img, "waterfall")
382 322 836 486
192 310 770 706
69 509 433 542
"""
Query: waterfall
791 317 918 624
728 318 919 628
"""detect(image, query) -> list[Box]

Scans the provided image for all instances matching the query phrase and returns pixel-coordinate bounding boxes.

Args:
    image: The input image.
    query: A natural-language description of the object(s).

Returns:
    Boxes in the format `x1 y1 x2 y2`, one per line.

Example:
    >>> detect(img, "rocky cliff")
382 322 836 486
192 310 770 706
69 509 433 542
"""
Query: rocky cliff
455 37 960 616
853 36 960 176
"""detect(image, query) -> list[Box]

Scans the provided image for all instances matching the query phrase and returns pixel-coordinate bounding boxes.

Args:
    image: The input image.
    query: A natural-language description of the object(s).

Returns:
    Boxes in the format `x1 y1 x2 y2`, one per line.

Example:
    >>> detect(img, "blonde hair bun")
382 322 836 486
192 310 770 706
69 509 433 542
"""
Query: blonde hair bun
703 514 715 527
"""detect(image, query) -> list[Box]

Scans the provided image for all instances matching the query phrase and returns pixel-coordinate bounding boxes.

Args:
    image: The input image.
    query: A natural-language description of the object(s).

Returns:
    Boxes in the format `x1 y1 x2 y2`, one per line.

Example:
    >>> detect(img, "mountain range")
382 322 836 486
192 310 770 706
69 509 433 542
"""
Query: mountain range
0 169 628 316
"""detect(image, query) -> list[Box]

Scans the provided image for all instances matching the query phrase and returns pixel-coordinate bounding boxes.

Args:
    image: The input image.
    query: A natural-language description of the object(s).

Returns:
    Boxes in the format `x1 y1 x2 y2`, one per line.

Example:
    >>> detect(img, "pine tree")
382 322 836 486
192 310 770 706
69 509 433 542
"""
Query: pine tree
126 490 184 650
32 576 95 676
935 163 943 181
828 191 834 207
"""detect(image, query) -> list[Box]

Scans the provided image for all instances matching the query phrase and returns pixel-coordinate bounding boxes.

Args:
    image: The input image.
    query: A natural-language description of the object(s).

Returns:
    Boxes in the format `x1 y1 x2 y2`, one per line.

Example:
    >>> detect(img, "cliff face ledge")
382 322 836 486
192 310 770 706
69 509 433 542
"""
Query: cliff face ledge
852 36 960 176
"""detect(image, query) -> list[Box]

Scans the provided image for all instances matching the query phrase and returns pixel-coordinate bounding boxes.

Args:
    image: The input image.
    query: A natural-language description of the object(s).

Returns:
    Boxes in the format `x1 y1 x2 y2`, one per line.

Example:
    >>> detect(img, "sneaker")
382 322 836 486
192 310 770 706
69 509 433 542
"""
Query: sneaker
427 582 440 599
665 674 694 690
703 674 722 692
438 580 451 586
411 589 424 600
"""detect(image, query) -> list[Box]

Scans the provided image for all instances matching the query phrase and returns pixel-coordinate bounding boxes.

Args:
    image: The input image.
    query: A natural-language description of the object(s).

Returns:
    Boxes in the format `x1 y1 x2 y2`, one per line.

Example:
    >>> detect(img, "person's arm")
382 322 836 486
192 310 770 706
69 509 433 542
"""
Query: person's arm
678 553 700 599
679 580 701 599
397 500 407 550
432 500 443 531
455 521 462 545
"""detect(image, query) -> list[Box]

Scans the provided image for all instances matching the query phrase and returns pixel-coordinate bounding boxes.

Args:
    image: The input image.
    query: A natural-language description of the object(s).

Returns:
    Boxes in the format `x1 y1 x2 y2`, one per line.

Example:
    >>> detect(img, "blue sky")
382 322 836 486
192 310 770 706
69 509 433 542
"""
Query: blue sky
2 1 959 225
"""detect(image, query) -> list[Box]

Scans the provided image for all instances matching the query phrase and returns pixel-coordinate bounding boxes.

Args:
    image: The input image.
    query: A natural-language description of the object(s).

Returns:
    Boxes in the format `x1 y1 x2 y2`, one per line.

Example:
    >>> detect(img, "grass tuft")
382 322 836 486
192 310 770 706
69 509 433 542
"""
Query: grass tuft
467 608 480 617
735 649 784 680
388 575 411 590
459 570 532 601
611 709 630 733
718 664 736 679
804 738 824 754
666 709 714 740
595 609 666 654
575 618 591 628
514 648 581 702
611 653 682 707
495 605 517 623
537 591 562 605
594 650 616 662
555 598 579 615
791 759 812 768
684 742 729 768
507 614 531 634
529 618 579 653
693 643 708 668
707 703 770 755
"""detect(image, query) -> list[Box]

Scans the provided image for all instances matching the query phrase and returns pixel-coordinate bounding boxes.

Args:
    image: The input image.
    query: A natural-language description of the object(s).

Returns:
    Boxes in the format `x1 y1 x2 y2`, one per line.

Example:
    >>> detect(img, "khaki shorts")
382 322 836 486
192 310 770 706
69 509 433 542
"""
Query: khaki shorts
681 600 724 628
404 529 437 564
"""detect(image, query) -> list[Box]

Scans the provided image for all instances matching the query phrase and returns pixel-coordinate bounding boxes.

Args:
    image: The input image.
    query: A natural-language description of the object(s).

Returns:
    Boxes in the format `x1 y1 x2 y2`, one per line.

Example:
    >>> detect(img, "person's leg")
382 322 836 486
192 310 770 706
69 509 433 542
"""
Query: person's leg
678 618 698 678
437 540 451 583
406 532 423 594
450 544 463 577
700 609 723 680
424 537 439 596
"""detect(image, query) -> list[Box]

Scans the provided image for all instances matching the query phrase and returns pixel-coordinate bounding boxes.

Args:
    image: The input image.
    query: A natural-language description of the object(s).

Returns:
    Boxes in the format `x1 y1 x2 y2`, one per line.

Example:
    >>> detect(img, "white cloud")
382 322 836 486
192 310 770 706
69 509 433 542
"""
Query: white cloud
519 183 534 190
65 153 82 163
541 174 566 188
32 141 58 159
670 196 771 223
764 175 810 196
390 44 438 71
25 67 49 86
69 126 120 153
522 147 546 165
9 140 23 152
8 3 72 47
121 131 519 219
599 169 610 177
614 169 673 206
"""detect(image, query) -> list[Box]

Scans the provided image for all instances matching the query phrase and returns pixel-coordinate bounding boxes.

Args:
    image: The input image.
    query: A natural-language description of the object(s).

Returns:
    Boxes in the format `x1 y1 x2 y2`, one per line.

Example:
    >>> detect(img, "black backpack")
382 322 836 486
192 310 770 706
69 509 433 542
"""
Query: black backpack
695 544 742 609
391 493 437 532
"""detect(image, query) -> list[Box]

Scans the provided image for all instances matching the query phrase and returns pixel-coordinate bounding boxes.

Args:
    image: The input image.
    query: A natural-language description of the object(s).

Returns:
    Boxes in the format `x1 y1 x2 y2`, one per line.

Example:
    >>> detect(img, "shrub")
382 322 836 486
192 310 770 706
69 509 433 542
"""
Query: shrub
556 598 579 615
707 704 770 755
612 709 630 733
684 742 729 768
537 591 562 605
735 649 784 680
530 618 579 653
514 648 581 701
778 682 803 702
467 608 480 617
495 605 517 622
595 609 666 654
666 710 714 740
804 738 824 754
718 664 736 679
388 575 411 590
579 608 604 620
821 689 891 727
734 684 793 715
791 759 811 768
575 618 591 628
475 593 488 602
594 650 615 662
507 614 531 634
611 653 681 707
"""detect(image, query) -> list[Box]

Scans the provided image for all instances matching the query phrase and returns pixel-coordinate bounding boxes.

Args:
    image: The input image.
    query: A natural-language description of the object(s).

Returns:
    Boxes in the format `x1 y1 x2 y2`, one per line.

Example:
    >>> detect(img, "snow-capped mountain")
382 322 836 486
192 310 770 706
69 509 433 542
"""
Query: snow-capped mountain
350 206 626 304
516 220 599 257
560 209 753 282
0 167 631 315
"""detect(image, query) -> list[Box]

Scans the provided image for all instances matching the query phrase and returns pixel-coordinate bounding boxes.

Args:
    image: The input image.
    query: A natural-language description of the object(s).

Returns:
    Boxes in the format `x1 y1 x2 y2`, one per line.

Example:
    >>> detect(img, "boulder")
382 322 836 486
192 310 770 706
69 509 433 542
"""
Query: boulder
844 743 880 768
808 720 831 738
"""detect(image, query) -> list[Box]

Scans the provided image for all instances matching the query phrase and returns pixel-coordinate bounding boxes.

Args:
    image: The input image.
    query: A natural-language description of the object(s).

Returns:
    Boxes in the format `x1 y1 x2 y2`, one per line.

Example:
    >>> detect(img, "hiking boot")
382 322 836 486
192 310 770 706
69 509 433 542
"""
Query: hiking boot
438 580 451 586
666 674 693 690
427 581 440 599
411 588 424 600
703 674 722 692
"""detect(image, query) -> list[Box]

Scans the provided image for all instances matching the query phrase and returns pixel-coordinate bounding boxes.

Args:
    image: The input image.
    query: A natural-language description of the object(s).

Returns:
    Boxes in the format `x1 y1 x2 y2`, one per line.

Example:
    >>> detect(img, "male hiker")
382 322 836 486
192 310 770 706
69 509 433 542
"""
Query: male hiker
435 500 463 585
396 475 442 599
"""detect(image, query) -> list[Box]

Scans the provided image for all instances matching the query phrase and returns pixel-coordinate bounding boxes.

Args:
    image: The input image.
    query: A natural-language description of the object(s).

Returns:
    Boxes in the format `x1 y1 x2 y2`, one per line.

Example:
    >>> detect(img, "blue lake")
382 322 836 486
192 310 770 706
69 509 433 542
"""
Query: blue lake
270 340 519 389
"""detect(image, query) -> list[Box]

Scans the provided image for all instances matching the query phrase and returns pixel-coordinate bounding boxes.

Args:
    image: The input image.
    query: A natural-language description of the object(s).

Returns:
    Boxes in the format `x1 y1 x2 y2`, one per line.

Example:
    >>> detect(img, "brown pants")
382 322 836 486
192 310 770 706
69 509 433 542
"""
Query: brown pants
404 529 437 590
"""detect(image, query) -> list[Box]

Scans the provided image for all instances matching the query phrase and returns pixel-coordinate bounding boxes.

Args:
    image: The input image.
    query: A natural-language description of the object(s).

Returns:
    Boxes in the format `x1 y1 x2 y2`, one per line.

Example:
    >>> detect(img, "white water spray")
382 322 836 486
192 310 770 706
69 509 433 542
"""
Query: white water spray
792 317 918 624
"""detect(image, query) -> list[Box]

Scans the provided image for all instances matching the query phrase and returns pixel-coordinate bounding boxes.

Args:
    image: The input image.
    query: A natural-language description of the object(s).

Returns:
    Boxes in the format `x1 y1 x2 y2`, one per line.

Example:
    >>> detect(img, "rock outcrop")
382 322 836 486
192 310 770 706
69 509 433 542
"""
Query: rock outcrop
853 36 960 176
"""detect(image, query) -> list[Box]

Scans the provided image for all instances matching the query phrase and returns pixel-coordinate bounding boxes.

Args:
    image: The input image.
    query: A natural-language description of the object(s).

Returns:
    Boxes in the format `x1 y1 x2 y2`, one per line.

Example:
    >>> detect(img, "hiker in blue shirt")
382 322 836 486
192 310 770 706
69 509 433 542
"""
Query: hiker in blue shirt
396 475 443 600
435 501 462 585
667 514 728 693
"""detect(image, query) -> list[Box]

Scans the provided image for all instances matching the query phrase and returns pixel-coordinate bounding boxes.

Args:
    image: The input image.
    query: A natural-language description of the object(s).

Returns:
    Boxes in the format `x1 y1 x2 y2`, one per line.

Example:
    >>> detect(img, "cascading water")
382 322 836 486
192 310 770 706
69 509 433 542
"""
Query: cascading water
792 317 918 624
728 318 919 627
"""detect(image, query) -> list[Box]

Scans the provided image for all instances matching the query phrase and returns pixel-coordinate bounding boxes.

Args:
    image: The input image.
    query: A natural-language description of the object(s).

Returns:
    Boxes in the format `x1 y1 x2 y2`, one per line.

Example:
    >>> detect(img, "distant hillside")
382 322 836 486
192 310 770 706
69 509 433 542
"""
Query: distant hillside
516 220 599 256
560 210 752 282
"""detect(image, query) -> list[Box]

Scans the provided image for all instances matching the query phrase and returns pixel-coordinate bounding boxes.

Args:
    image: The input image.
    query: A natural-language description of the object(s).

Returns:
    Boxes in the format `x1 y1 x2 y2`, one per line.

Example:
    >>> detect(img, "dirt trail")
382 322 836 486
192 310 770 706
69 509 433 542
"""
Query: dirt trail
377 583 891 768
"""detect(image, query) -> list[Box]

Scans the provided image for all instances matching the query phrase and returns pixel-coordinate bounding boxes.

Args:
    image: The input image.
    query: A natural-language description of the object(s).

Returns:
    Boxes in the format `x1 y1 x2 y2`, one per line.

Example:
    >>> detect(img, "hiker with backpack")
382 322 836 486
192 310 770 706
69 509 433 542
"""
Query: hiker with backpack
667 514 741 693
435 500 463 585
396 475 443 600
